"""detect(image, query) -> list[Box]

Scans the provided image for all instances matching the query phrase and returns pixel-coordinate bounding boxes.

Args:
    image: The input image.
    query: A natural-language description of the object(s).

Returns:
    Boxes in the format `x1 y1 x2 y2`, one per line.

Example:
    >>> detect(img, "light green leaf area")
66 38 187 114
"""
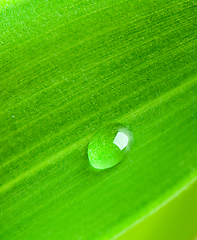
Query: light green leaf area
0 0 197 239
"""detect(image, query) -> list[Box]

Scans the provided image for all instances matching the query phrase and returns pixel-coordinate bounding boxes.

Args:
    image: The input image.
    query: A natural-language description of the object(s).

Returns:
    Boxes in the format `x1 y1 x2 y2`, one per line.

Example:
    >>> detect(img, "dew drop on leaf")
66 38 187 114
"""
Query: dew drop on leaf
88 124 133 169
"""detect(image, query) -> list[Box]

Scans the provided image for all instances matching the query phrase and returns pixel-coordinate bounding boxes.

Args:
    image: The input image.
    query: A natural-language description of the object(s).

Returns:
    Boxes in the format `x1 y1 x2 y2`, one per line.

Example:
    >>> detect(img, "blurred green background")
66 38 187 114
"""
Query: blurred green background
118 179 197 240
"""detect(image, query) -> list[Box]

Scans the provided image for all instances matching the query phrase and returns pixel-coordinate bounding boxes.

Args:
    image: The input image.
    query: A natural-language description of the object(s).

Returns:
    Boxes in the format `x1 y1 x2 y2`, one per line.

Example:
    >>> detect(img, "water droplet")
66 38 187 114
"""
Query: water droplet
88 124 133 169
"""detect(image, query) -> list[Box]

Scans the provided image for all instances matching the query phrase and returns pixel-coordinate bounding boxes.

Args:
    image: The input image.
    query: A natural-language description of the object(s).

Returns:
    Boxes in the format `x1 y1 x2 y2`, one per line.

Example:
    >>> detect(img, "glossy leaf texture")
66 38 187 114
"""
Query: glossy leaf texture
0 0 197 239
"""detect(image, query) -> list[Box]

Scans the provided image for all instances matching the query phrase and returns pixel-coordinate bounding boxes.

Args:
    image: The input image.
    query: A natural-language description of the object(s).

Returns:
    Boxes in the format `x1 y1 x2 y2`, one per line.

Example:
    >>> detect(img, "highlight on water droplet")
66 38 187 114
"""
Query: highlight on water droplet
88 124 133 169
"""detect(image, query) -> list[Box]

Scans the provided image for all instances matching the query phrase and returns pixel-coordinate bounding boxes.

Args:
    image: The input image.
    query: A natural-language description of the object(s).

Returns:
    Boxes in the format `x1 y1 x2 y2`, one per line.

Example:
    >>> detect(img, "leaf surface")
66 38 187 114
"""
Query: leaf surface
0 0 197 239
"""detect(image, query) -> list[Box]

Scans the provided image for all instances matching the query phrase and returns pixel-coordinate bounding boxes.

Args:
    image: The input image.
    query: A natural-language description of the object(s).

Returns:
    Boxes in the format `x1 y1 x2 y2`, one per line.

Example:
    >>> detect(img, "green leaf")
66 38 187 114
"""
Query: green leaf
118 179 197 240
0 0 197 239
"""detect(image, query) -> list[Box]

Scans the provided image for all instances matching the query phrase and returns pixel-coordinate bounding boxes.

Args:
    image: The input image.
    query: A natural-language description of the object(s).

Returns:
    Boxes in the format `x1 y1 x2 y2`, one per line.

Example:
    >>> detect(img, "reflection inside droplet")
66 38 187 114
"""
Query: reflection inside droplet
113 132 129 150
